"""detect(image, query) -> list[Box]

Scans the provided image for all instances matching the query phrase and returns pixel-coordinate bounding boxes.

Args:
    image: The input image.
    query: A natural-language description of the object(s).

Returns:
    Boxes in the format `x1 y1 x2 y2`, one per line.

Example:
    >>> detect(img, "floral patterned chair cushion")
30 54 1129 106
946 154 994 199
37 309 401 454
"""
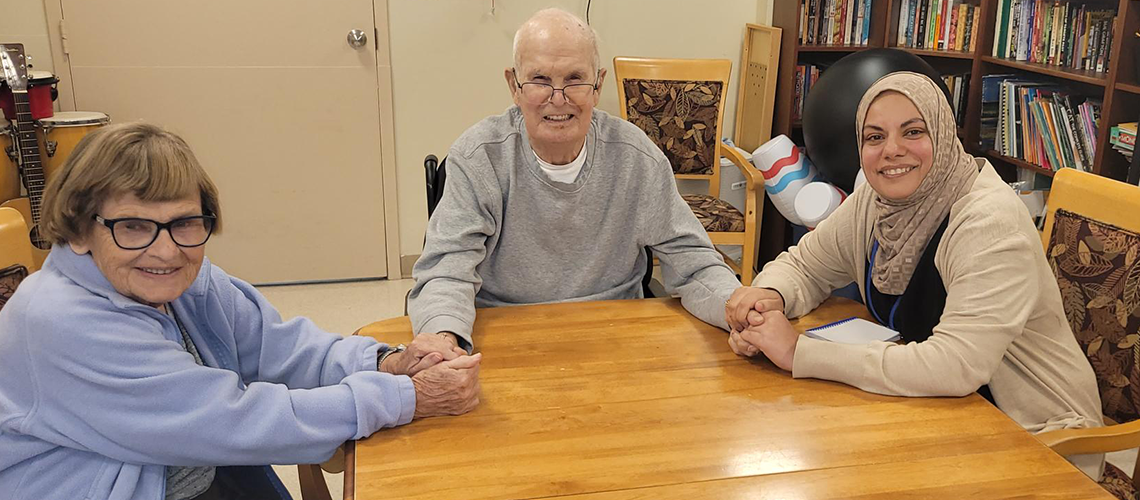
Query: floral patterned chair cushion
1045 209 1140 425
682 194 744 233
0 264 28 312
621 79 722 175
1101 462 1139 500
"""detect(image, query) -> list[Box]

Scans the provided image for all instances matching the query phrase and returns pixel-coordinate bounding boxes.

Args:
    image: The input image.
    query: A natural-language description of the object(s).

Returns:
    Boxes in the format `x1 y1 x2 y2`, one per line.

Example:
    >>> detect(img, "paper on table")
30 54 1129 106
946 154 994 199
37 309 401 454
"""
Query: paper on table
805 317 901 344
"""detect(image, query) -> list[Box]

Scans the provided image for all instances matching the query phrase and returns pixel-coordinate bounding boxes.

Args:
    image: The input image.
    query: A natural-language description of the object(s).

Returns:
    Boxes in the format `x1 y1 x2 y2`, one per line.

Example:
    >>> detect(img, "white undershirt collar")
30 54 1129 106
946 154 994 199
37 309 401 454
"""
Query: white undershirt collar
534 143 586 184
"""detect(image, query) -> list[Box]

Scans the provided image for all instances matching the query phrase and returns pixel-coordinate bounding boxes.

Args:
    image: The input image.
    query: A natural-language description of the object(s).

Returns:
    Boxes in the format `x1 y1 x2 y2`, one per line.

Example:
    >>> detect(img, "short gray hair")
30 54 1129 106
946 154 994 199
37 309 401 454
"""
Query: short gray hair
512 8 600 74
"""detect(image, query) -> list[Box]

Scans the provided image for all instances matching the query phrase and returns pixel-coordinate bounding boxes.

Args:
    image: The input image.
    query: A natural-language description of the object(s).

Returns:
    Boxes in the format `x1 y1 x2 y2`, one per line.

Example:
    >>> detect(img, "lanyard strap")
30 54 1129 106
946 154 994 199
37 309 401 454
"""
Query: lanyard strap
866 240 901 330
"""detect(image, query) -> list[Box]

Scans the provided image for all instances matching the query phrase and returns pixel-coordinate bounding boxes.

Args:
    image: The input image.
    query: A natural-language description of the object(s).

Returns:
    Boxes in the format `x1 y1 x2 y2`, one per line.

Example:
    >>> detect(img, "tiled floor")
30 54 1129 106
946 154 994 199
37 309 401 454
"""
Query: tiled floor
256 279 1137 499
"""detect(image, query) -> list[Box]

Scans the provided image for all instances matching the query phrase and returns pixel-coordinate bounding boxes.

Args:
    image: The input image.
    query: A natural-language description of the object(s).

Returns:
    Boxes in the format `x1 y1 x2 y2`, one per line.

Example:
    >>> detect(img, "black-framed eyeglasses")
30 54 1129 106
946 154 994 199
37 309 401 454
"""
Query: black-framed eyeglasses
512 69 601 105
93 214 216 250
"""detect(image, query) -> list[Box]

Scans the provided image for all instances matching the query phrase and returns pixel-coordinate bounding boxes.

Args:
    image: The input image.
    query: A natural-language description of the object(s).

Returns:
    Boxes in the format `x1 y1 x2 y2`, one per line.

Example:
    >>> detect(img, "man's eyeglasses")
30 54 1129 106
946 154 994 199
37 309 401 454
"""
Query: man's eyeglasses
94 214 216 250
512 69 601 105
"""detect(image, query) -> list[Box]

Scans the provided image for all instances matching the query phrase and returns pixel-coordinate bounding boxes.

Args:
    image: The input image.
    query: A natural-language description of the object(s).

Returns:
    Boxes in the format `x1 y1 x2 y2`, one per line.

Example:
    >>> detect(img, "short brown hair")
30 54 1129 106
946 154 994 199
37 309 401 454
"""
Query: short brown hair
40 122 222 244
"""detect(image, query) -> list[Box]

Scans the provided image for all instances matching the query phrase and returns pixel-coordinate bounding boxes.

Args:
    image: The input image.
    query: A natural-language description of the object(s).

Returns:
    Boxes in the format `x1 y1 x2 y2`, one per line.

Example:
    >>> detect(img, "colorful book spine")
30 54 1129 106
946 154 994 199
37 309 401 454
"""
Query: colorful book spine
862 0 871 45
994 0 1010 57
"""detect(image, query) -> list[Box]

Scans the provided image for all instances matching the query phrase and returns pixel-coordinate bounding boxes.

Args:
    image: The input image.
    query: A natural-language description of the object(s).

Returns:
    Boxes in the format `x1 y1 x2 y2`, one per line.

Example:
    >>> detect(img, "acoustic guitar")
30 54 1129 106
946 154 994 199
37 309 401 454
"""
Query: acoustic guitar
0 44 51 269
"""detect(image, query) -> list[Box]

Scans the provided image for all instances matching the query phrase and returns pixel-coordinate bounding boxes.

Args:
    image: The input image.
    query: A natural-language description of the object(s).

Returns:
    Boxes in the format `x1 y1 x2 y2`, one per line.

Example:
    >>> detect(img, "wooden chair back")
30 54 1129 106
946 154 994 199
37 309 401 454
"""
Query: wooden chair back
613 57 732 198
1042 168 1140 425
1039 169 1140 495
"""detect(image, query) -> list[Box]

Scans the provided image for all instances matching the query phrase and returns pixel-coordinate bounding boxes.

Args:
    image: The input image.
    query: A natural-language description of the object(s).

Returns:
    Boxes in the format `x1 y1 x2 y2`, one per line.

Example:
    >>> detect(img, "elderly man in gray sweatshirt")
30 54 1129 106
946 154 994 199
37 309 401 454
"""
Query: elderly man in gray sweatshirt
407 8 744 353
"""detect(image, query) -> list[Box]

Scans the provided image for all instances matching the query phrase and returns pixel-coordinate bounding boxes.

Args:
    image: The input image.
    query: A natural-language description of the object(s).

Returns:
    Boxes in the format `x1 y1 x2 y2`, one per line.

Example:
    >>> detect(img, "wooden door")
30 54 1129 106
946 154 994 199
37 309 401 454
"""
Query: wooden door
55 0 388 283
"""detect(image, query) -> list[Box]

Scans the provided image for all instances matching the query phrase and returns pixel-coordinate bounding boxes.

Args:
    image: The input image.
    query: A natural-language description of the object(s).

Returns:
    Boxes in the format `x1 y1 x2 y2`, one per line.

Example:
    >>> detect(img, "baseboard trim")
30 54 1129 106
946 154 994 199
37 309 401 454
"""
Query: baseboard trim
400 254 419 277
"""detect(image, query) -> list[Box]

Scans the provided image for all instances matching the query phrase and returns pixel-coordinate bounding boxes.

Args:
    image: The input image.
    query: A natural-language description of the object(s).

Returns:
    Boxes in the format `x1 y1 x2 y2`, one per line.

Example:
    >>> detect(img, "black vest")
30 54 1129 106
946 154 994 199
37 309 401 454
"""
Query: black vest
865 217 995 404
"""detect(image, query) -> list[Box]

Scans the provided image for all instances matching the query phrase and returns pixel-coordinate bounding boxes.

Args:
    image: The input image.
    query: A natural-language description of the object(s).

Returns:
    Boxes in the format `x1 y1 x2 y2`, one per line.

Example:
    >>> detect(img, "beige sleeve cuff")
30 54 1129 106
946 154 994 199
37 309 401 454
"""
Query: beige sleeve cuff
791 335 870 383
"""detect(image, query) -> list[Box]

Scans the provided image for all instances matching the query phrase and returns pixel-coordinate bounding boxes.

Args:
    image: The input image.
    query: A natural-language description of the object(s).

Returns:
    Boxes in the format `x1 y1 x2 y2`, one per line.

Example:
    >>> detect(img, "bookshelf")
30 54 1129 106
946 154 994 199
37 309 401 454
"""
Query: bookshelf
764 0 1139 264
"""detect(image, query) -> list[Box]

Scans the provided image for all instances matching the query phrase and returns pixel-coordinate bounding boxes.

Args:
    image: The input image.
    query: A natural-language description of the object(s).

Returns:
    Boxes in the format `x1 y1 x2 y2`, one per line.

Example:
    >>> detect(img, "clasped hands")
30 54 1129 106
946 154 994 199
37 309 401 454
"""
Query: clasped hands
379 332 481 418
724 286 798 372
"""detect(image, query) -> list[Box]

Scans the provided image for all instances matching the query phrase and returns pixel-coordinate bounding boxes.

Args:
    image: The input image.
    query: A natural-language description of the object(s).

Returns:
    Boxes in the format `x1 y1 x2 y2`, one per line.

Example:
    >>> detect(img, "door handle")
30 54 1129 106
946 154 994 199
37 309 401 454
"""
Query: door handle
347 29 368 49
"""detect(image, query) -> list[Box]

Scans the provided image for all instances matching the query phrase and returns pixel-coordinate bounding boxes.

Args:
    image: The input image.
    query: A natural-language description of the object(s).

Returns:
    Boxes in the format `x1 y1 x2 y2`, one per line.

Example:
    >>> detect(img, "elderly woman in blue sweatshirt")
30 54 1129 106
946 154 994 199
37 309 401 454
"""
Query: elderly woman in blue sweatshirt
0 122 481 500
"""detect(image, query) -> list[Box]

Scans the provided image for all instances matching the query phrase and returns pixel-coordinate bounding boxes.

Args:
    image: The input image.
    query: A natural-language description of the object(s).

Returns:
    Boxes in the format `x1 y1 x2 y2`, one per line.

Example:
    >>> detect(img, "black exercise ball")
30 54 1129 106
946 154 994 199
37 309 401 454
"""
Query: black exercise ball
802 49 950 193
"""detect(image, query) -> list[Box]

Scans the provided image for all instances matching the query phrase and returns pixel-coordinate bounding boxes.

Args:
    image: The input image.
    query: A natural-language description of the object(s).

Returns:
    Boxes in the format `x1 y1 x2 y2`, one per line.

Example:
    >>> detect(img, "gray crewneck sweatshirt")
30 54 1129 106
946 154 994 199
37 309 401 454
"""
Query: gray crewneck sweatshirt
408 107 740 347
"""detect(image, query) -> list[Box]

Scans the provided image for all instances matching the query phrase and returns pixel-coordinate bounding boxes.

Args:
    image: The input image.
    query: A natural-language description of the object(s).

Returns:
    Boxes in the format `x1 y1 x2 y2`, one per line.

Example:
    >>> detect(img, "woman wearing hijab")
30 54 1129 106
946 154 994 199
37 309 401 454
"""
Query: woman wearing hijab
723 72 1104 479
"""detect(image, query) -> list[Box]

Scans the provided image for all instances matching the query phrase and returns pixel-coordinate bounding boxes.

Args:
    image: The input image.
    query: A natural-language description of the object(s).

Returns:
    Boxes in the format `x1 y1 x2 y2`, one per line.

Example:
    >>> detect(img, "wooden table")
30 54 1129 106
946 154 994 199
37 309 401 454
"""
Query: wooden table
348 297 1112 499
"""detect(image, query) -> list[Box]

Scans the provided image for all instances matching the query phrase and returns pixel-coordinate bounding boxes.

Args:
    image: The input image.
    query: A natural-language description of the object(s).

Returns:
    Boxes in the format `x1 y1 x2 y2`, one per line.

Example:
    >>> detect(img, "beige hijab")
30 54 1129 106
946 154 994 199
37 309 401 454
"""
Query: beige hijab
856 71 980 295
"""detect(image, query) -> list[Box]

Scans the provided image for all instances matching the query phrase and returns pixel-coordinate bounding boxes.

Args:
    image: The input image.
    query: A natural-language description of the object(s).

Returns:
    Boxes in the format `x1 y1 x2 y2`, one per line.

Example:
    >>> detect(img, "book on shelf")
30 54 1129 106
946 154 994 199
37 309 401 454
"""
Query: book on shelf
941 73 970 127
799 0 872 46
916 0 928 48
988 74 1099 172
793 63 826 122
981 74 1016 150
991 1 1116 74
1110 122 1136 161
897 0 977 51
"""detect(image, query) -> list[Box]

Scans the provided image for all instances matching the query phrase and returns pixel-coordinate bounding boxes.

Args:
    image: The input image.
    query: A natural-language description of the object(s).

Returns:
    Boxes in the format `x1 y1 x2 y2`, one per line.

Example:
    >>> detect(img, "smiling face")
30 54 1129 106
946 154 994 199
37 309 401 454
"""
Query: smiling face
69 193 206 308
506 16 603 165
859 91 935 201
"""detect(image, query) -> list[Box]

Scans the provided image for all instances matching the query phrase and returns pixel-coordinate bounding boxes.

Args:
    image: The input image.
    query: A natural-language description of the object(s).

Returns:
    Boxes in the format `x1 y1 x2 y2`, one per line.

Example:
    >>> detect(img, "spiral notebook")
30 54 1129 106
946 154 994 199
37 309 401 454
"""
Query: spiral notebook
805 317 901 344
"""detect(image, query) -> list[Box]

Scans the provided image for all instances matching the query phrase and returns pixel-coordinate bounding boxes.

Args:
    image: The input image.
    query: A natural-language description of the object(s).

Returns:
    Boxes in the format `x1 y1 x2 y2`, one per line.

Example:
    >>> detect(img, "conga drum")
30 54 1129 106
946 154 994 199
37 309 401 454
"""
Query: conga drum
0 122 17 203
36 111 110 184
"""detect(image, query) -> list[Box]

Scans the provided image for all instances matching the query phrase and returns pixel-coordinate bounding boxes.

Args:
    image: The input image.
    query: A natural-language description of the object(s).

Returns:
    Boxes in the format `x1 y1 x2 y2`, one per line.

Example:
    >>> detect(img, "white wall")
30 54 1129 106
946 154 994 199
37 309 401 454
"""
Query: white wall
0 0 56 88
389 0 773 258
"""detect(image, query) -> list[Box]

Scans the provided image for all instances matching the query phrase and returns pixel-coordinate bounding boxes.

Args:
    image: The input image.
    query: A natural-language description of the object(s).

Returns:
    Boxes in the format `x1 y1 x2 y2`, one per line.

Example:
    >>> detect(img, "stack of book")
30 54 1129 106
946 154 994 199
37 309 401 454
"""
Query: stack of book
1110 122 1135 160
991 0 1116 73
896 0 981 52
982 74 1099 172
797 0 874 46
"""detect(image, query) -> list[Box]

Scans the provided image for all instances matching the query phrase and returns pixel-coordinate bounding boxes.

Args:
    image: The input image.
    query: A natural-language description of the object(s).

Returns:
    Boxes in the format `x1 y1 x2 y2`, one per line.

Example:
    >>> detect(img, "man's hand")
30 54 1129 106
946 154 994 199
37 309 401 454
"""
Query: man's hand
380 332 468 376
411 354 482 419
426 331 468 355
725 286 785 332
734 310 799 372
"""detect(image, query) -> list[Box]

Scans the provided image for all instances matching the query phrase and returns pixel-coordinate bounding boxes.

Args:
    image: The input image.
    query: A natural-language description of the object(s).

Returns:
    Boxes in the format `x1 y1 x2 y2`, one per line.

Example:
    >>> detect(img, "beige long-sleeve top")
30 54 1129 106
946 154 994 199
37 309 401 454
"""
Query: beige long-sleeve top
754 161 1104 479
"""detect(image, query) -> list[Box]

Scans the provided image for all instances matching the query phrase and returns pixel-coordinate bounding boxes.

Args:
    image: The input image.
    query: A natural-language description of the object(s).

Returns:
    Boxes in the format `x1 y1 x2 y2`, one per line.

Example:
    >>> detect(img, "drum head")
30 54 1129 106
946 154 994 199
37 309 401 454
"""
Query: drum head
38 111 109 127
28 70 58 85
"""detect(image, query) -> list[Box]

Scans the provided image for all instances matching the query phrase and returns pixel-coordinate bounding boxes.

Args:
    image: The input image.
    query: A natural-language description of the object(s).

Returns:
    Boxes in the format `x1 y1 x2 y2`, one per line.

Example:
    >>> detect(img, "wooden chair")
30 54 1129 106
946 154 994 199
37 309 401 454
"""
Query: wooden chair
297 461 334 500
1037 168 1140 500
0 207 34 311
613 57 764 284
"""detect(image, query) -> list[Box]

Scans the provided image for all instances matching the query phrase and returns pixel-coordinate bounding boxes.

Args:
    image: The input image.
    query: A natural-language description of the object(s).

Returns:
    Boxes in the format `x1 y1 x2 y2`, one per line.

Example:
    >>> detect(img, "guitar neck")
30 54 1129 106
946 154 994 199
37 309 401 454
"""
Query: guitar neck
11 91 46 222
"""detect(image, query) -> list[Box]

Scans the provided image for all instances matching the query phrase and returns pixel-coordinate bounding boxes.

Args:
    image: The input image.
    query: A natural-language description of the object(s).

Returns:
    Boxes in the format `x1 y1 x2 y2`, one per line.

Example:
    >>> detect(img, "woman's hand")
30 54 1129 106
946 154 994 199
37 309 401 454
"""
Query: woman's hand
733 310 799 372
725 286 785 332
728 330 761 358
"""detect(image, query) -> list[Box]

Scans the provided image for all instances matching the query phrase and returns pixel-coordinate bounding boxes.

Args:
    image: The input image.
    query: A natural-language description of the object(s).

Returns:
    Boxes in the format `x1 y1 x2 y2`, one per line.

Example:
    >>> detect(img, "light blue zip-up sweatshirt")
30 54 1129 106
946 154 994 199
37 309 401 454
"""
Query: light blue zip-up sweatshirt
0 245 416 500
